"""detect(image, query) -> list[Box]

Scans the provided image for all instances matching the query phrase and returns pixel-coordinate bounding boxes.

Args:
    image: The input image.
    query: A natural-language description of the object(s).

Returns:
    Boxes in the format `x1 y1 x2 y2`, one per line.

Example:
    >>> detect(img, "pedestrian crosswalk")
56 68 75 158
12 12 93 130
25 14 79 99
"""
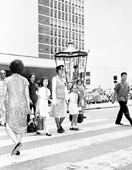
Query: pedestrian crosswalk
0 112 132 170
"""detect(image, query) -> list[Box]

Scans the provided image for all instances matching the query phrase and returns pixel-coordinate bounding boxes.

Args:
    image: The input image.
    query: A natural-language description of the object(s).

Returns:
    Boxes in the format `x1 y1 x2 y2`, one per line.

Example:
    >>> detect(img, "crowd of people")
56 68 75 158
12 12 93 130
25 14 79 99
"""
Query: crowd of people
0 59 86 156
0 59 131 156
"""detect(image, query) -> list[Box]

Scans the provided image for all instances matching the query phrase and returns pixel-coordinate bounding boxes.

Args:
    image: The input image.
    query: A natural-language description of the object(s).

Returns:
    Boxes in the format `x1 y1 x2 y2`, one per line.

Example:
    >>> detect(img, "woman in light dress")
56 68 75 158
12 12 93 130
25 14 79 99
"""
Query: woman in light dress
68 84 79 130
51 65 68 133
36 77 52 136
0 59 30 156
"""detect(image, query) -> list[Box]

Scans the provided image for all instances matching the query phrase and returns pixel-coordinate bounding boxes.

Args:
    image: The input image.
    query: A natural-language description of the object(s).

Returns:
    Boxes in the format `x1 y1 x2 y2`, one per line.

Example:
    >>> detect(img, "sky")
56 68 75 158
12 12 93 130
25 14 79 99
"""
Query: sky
84 0 132 72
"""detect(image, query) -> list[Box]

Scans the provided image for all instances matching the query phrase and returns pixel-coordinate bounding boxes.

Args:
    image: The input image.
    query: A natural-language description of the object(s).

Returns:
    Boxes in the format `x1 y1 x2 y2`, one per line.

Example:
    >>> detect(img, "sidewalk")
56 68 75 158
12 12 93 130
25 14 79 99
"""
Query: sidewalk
85 100 132 110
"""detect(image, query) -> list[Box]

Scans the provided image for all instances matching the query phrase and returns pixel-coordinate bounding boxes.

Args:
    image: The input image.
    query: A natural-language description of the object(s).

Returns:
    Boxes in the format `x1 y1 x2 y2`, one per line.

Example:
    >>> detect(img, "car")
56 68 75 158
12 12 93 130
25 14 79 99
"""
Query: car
85 88 102 104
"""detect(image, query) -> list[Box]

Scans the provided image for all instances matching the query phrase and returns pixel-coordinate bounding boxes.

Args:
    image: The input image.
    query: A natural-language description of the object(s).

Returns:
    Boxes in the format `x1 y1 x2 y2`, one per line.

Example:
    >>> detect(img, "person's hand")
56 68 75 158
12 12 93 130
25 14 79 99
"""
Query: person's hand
65 99 68 104
30 99 33 104
28 108 32 114
111 98 115 104
52 100 58 106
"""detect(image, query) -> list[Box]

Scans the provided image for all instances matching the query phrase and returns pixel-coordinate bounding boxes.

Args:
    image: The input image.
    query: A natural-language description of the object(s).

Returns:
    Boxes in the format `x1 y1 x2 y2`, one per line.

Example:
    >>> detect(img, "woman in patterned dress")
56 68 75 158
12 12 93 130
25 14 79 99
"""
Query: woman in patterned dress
0 59 30 155
51 65 68 133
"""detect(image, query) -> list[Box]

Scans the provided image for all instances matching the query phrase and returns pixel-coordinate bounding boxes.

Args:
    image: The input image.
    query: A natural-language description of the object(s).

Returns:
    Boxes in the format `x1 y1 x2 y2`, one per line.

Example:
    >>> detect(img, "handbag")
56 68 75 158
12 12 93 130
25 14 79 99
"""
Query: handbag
27 121 37 133
69 114 73 121
69 114 83 123
77 114 83 123
35 116 44 130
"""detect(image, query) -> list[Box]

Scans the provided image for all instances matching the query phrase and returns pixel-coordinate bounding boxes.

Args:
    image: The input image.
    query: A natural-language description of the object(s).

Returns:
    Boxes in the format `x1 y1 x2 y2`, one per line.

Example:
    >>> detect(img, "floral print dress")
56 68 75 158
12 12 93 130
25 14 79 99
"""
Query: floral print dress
4 74 29 134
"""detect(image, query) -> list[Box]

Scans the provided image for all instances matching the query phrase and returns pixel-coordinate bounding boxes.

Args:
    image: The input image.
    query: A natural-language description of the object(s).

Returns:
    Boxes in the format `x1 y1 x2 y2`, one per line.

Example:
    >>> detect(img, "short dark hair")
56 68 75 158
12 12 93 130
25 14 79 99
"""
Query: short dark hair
9 59 24 74
121 72 127 77
76 79 83 85
40 77 49 87
29 73 35 79
56 65 64 74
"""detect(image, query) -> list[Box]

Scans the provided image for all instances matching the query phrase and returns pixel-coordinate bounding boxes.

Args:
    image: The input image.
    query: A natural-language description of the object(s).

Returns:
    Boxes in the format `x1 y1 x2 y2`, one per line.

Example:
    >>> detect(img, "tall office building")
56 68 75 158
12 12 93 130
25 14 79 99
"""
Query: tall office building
0 0 85 82
38 0 85 60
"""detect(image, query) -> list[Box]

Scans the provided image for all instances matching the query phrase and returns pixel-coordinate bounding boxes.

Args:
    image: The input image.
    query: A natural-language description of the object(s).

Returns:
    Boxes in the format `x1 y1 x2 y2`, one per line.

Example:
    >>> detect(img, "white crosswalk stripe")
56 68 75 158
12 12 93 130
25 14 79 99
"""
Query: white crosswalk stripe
0 115 132 170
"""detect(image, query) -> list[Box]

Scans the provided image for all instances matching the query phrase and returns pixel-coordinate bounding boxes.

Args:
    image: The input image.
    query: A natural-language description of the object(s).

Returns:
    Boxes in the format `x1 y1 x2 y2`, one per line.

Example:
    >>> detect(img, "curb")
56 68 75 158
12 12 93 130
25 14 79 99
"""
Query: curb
84 104 132 110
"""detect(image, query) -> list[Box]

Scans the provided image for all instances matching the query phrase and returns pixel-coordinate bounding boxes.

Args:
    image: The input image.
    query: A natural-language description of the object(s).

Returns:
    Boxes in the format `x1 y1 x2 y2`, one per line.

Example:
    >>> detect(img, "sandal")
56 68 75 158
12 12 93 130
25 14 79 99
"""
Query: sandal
46 133 52 136
11 142 22 155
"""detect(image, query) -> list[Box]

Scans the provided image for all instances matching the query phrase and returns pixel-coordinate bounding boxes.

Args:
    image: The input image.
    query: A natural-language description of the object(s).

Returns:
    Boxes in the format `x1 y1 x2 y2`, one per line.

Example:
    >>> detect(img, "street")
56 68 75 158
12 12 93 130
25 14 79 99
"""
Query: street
1 105 132 170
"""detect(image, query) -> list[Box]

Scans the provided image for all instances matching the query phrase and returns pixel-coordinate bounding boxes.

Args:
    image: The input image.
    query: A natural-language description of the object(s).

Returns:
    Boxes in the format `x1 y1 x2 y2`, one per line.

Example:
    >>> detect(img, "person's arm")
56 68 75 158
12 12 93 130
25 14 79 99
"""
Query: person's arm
52 77 57 104
112 84 119 103
25 85 31 113
65 85 68 103
36 95 40 117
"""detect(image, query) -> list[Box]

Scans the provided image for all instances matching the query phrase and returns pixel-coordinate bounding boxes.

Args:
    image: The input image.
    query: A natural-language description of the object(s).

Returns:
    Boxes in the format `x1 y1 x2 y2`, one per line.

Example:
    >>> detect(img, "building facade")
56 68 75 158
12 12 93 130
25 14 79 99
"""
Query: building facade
0 0 85 85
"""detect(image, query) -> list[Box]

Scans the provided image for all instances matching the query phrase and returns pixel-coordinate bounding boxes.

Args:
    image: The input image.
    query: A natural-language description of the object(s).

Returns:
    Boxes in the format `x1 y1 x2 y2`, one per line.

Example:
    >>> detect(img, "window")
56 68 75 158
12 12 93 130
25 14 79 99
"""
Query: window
82 43 84 50
76 33 78 40
54 10 57 18
72 32 75 40
65 13 68 21
58 11 61 19
75 16 78 23
54 1 57 9
54 46 58 53
72 15 74 23
58 29 61 37
79 34 81 41
82 18 84 25
66 30 68 38
54 28 57 36
54 38 57 45
50 0 53 8
65 4 68 12
50 27 54 35
72 5 75 14
50 18 53 26
51 37 54 45
62 39 65 47
50 9 53 17
62 12 64 20
79 17 81 24
62 29 65 38
58 2 61 10
62 3 64 11
58 38 61 46
76 42 78 49
51 46 54 54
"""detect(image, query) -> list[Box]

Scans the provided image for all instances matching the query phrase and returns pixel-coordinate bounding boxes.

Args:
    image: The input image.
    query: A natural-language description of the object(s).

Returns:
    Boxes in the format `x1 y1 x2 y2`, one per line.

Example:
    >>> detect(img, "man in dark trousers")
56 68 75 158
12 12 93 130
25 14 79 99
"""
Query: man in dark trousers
112 72 132 126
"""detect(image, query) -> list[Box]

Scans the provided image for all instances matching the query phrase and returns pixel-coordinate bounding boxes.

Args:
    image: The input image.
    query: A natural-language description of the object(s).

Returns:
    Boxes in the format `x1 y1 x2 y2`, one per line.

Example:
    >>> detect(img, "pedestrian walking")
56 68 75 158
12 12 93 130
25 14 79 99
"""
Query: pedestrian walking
0 59 30 155
112 72 132 126
0 70 6 125
76 79 87 118
36 77 52 136
28 73 40 134
50 65 68 133
68 84 79 131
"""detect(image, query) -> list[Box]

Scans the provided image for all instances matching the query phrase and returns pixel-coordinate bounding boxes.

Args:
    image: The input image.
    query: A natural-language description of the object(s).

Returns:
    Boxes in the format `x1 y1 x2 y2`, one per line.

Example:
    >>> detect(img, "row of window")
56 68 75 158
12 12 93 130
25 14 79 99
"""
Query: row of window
50 10 84 24
50 37 84 47
50 29 84 40
50 0 84 10
39 23 84 36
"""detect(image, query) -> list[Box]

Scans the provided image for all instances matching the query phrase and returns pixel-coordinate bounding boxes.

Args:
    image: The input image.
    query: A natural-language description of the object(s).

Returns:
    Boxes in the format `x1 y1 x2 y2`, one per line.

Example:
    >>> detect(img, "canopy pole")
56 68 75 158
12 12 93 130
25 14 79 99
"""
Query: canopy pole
55 56 57 67
84 50 90 83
